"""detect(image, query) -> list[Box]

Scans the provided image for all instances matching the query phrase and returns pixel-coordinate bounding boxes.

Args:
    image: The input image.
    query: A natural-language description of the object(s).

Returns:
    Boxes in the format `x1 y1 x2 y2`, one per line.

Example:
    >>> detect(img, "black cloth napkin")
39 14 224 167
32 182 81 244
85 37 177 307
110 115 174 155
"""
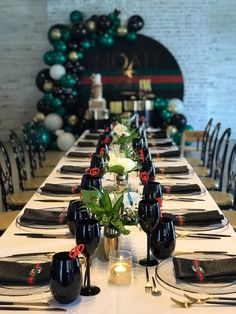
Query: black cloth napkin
161 184 201 194
41 183 80 194
149 140 173 147
152 150 181 158
67 151 91 158
163 210 224 226
20 208 67 225
85 134 100 140
60 165 87 174
156 165 189 174
0 260 51 285
147 130 167 139
77 141 96 147
173 256 236 282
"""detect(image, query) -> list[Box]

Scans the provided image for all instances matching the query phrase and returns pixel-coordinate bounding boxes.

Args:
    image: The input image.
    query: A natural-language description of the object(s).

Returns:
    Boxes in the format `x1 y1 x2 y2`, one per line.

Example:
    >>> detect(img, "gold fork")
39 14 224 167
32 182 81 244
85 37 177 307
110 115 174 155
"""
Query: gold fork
184 293 236 304
171 296 236 307
144 266 153 294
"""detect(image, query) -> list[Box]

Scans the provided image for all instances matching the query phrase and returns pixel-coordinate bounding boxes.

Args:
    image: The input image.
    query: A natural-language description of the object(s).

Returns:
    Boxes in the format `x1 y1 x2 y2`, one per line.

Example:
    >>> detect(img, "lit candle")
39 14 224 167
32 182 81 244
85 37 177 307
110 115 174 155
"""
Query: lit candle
110 261 132 285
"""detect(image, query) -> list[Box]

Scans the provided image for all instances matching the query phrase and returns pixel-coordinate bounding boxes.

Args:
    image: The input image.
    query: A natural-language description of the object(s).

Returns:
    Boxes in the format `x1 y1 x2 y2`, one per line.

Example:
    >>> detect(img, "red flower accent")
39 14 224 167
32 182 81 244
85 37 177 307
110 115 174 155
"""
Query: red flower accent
70 186 78 194
103 136 111 144
140 171 149 183
69 244 85 260
89 167 100 176
99 148 105 156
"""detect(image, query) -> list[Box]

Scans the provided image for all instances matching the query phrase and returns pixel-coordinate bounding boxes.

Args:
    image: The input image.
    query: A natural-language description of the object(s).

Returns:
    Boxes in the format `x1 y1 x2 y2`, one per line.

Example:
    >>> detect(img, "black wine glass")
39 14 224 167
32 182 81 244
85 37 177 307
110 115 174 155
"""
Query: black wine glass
50 251 82 304
132 137 144 151
139 147 152 163
150 217 176 259
75 218 101 296
143 181 163 208
138 199 160 266
89 153 105 177
80 174 102 191
67 200 90 235
96 142 109 158
139 161 156 184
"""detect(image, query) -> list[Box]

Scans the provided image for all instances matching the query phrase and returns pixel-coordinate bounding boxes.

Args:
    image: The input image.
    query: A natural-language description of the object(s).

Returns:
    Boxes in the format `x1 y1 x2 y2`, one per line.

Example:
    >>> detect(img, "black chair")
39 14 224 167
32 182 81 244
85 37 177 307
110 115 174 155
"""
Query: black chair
186 118 213 167
200 128 231 190
9 130 45 191
209 142 236 210
193 122 221 177
0 141 34 211
22 122 54 178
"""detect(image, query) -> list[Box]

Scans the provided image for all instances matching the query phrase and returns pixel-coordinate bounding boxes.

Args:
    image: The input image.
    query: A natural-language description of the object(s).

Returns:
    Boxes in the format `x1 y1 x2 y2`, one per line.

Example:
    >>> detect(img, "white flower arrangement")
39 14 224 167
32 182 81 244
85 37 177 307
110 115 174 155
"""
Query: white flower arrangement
108 151 137 174
113 123 130 137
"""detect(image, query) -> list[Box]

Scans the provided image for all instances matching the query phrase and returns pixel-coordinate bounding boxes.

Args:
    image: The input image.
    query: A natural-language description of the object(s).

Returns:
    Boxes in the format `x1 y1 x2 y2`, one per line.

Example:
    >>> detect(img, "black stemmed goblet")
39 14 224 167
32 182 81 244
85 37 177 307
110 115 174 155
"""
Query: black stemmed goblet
143 181 163 208
96 142 109 158
138 199 160 266
67 200 91 235
50 252 82 304
139 161 156 184
80 174 102 191
89 153 105 177
150 217 176 259
139 147 152 163
132 137 144 151
75 218 101 296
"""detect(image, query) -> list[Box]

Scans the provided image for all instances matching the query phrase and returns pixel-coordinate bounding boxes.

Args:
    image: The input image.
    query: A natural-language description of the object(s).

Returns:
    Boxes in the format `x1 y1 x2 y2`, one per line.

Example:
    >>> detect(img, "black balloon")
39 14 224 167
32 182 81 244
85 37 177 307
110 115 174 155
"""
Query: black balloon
67 41 79 51
37 99 55 114
71 22 88 40
53 86 66 100
90 15 98 22
128 15 144 31
65 61 85 75
97 15 111 32
35 69 51 92
64 95 80 113
171 114 187 130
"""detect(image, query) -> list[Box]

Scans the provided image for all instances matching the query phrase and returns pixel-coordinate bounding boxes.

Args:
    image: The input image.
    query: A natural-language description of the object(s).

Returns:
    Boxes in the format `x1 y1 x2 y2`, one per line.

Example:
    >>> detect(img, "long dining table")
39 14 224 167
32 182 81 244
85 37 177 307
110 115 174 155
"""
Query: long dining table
1 128 236 314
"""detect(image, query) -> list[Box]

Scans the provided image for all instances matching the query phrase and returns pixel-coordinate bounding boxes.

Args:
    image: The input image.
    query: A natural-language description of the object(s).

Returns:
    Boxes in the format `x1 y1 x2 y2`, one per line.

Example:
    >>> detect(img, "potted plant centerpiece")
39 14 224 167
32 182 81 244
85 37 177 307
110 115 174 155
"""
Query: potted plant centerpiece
82 188 138 260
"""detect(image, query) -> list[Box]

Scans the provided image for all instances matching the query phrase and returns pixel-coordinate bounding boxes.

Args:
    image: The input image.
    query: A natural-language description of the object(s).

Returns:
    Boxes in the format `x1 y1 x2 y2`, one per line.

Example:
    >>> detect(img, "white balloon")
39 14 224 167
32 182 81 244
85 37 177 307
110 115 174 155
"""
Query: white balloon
169 98 184 113
55 129 65 137
44 113 63 131
49 64 66 80
57 132 75 151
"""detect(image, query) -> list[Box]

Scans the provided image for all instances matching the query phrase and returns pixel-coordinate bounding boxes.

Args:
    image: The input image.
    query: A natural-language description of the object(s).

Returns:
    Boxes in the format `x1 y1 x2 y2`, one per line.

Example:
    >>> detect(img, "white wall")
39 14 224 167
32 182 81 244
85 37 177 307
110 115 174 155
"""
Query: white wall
0 0 235 139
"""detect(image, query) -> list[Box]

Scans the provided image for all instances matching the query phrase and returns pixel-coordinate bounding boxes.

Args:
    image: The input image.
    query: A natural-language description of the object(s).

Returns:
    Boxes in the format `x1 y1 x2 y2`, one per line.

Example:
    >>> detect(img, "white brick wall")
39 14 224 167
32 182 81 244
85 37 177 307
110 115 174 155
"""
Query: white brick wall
0 0 235 139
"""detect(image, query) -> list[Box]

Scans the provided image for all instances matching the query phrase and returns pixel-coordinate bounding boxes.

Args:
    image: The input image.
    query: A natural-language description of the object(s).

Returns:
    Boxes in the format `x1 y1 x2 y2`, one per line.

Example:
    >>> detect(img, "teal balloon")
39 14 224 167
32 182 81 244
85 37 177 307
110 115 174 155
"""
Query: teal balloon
81 39 91 50
54 52 67 64
60 74 77 88
161 109 173 122
43 51 55 65
154 98 169 110
182 124 194 132
43 93 54 103
173 131 182 146
61 28 71 41
77 51 84 59
53 41 67 53
99 34 114 47
72 89 78 97
57 107 67 117
37 126 51 149
70 10 83 23
51 98 62 108
126 31 137 41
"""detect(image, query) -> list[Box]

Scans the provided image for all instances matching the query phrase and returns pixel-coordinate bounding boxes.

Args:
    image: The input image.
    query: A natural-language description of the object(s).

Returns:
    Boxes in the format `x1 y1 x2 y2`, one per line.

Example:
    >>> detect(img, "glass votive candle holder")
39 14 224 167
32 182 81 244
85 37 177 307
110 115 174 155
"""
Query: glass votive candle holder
109 250 132 285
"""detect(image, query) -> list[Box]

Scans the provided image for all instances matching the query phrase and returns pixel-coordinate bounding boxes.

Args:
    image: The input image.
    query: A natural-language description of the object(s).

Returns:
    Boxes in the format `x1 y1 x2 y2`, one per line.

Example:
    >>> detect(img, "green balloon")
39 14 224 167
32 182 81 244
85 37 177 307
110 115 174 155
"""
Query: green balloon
182 124 194 132
99 34 114 47
43 51 55 65
37 125 51 149
173 131 182 146
51 98 62 108
161 109 173 122
60 74 77 88
72 90 78 97
126 31 137 41
61 28 71 41
57 107 67 117
70 10 83 23
154 98 169 110
81 39 91 50
53 41 67 53
54 52 67 64
43 93 54 103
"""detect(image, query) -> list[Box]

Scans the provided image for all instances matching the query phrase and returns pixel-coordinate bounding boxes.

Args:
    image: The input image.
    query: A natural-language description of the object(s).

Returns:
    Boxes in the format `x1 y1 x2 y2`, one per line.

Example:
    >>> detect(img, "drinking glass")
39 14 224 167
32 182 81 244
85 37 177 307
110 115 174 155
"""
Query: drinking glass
50 252 82 304
143 181 163 208
80 174 102 191
132 137 144 151
75 218 101 296
150 217 176 259
139 147 152 163
139 161 156 184
89 153 105 177
138 199 160 266
96 142 109 158
67 200 90 235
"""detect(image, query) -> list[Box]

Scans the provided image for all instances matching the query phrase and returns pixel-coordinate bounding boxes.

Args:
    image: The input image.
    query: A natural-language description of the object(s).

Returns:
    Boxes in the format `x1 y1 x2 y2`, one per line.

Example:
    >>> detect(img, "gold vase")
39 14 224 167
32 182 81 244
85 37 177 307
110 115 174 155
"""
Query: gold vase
104 226 119 261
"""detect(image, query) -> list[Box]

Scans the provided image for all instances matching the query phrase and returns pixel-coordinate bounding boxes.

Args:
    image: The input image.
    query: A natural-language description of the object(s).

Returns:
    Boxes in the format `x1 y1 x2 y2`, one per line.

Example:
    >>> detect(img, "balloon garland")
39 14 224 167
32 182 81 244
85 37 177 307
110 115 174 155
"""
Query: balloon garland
33 9 144 149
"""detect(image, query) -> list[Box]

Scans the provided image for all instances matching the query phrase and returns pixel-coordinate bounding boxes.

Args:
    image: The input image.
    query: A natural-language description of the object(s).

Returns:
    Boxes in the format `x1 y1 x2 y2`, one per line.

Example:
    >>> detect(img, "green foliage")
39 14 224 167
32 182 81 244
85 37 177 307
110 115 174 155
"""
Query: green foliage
82 188 131 235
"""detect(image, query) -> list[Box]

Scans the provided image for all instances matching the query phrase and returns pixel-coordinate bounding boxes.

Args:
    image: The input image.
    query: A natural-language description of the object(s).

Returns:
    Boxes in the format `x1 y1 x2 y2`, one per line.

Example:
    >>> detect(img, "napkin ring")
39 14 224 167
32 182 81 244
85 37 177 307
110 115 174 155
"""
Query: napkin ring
28 263 42 284
191 260 204 281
